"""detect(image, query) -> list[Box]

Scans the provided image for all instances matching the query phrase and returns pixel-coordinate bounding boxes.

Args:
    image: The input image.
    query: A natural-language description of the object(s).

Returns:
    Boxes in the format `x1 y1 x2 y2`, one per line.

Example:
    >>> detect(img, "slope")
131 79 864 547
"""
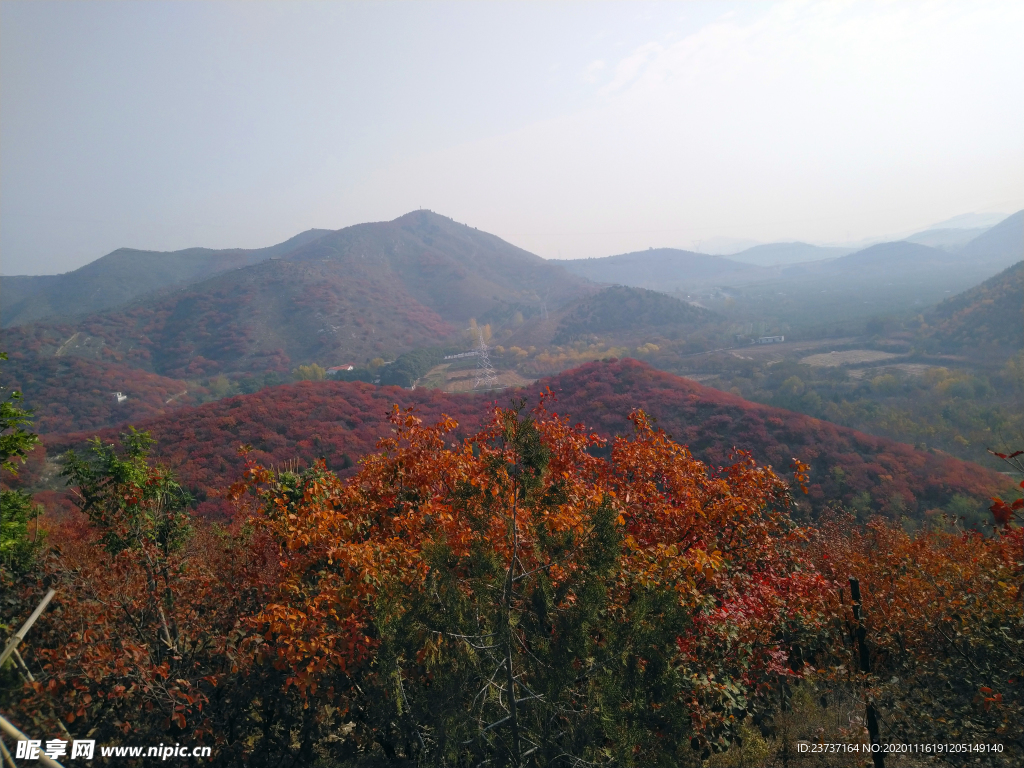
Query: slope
549 286 715 344
2 229 331 327
921 261 1024 358
4 211 592 379
905 227 989 251
3 258 457 379
790 241 961 278
45 360 1010 521
956 210 1024 271
284 210 591 325
2 350 195 435
728 242 852 266
550 248 766 291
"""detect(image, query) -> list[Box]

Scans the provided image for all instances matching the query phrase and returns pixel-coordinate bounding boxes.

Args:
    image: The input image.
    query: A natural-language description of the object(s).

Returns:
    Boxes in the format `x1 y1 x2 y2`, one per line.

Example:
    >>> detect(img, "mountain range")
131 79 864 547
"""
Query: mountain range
1 229 332 327
552 211 1022 296
2 211 592 377
725 242 853 267
4 209 1019 536
549 248 765 291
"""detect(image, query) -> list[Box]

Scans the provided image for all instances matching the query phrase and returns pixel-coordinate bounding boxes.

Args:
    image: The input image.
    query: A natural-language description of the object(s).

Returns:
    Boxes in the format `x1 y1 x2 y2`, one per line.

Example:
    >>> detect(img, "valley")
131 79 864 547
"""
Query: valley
3 208 1021 508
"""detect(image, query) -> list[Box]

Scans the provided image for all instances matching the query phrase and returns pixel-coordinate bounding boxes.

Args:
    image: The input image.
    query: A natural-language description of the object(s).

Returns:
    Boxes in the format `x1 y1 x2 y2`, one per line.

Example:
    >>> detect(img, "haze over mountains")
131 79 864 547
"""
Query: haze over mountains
725 242 853 267
1 229 332 327
557 211 1022 291
3 211 591 378
3 206 1021 530
550 248 765 291
2 209 1020 383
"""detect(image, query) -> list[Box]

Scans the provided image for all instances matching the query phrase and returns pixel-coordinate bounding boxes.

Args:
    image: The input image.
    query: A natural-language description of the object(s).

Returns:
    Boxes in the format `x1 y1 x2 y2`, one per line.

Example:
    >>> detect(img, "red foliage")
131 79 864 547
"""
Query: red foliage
48 381 489 517
2 353 194 435
42 360 1010 521
524 360 1012 517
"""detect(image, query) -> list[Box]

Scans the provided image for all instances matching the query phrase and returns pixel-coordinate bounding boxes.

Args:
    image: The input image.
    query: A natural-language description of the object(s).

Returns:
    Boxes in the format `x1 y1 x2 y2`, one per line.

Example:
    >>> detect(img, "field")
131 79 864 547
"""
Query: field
800 349 901 367
418 361 537 393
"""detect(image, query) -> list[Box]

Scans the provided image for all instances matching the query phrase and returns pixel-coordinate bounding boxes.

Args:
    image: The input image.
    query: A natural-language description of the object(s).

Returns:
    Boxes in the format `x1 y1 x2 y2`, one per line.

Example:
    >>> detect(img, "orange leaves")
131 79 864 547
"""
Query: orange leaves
230 399 818 703
790 458 811 494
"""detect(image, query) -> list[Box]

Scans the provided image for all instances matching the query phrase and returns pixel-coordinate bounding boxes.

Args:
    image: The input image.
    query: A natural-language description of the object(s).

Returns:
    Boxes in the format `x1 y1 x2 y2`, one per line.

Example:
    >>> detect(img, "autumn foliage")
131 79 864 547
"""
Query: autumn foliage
4 397 823 765
39 360 1012 526
223 396 823 764
4 395 1021 766
808 513 1024 754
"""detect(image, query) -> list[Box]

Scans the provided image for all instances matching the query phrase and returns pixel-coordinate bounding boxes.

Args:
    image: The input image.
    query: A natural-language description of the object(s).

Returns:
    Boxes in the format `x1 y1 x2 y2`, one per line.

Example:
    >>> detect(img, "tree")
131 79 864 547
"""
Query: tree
294 363 327 381
809 512 1023 763
1 351 43 575
234 396 822 765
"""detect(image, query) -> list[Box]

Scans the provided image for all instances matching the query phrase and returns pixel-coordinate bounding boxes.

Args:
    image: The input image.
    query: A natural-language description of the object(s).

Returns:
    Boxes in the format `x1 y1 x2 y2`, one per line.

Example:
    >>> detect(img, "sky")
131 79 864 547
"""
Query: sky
2 0 1022 275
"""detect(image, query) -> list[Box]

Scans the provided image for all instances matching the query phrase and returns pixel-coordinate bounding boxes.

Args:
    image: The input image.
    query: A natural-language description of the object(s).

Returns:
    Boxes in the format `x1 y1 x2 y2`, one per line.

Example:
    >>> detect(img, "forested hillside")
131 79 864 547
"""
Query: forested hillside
550 286 714 344
2 211 592 381
1 228 330 327
922 260 1023 358
41 359 1010 523
2 349 195 434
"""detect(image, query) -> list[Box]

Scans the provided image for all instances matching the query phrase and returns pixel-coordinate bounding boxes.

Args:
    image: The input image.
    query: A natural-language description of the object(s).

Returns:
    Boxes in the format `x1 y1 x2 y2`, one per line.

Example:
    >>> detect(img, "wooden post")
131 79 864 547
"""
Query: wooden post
849 577 884 768
0 714 65 768
0 736 17 768
9 649 73 741
0 589 55 668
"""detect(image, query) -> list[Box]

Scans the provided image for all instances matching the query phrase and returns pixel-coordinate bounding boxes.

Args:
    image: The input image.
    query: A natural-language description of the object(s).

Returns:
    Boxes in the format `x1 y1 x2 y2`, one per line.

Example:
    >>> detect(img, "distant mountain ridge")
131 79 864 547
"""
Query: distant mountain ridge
905 227 989 251
955 210 1023 271
3 211 592 378
547 213 1023 323
792 240 960 277
550 248 766 291
2 229 332 327
727 242 853 266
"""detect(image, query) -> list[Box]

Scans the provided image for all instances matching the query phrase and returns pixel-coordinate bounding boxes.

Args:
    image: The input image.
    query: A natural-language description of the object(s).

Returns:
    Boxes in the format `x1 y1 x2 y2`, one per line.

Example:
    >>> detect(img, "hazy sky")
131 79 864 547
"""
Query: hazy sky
2 1 1022 275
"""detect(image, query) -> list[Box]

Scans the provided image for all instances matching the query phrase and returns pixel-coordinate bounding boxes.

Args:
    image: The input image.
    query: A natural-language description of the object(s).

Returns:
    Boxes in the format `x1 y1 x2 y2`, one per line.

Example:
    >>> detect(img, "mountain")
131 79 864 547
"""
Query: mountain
792 212 1022 282
905 227 989 251
698 236 761 255
549 286 715 344
1 229 331 327
550 248 766 292
794 241 961 276
926 212 1010 230
921 260 1024 358
44 360 1010 521
728 242 853 266
3 211 592 379
283 210 591 324
955 210 1024 271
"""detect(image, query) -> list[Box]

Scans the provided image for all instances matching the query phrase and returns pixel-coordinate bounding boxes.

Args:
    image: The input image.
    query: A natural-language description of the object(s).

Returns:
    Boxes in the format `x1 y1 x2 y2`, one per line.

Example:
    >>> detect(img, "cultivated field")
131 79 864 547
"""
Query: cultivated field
800 349 901 367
